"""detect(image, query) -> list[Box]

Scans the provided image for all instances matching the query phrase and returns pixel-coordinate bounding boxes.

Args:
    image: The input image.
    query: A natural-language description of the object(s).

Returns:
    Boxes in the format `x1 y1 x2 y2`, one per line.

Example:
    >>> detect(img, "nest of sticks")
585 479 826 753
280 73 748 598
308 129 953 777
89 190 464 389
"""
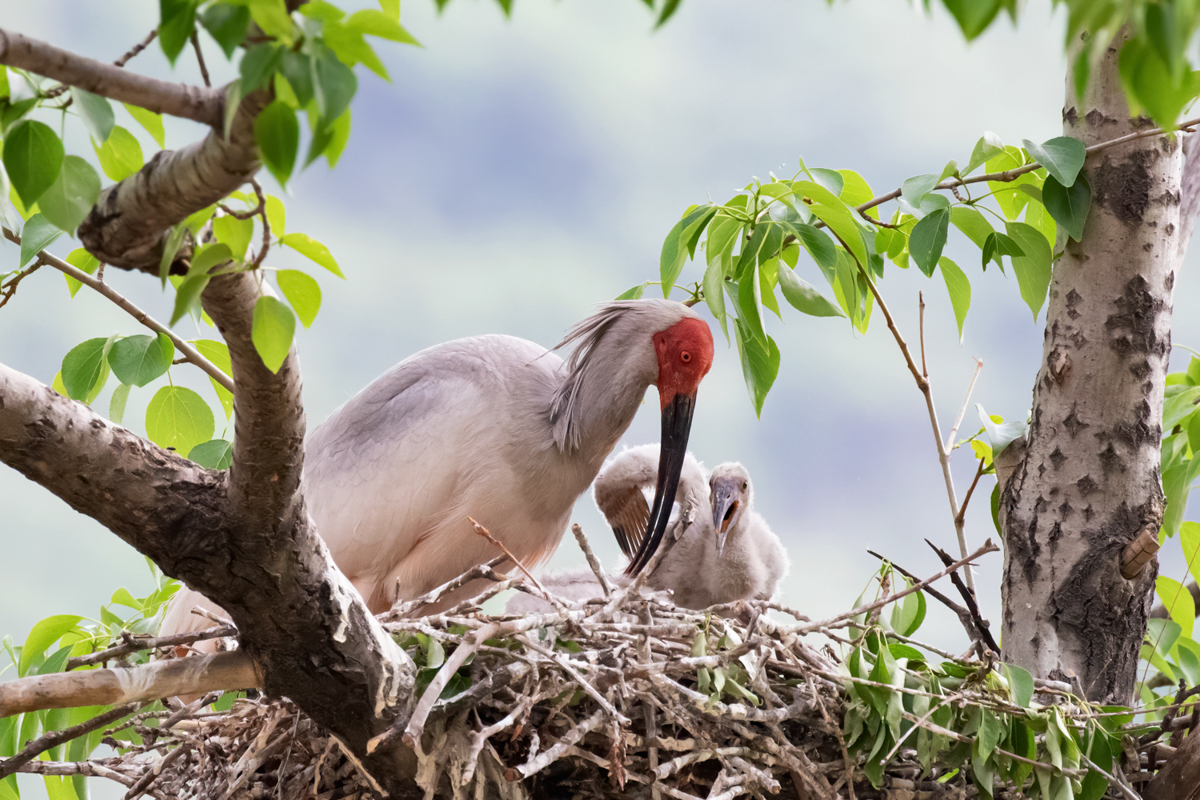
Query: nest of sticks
11 529 1097 800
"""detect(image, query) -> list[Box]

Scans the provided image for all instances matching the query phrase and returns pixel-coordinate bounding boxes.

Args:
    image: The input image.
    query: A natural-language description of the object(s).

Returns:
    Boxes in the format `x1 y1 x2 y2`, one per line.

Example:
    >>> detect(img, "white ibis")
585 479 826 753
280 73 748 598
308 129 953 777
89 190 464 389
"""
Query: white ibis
506 447 789 614
162 299 714 639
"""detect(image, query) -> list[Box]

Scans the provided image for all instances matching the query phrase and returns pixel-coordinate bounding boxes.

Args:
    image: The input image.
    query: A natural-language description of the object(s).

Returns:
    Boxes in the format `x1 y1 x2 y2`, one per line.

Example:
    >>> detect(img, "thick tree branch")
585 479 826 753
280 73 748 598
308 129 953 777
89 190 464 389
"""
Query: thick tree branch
0 654 256 717
77 88 268 272
199 272 304 522
0 27 221 127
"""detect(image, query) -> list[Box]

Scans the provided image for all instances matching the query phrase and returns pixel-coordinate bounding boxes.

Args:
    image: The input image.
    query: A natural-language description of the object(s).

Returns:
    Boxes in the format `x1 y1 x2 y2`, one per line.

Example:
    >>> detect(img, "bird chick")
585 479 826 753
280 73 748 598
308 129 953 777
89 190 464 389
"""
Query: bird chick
506 448 789 614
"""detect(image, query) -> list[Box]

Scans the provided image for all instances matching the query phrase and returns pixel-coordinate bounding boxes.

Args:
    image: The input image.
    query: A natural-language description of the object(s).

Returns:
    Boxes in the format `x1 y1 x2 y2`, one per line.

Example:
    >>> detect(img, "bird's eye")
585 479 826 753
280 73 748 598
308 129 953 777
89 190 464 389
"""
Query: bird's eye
680 351 692 363
741 482 748 491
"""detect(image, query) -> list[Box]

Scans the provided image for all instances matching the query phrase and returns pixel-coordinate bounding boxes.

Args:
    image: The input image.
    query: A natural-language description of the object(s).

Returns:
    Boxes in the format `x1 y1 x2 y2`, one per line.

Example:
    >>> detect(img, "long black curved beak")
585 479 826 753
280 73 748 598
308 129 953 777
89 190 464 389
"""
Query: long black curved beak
626 392 695 576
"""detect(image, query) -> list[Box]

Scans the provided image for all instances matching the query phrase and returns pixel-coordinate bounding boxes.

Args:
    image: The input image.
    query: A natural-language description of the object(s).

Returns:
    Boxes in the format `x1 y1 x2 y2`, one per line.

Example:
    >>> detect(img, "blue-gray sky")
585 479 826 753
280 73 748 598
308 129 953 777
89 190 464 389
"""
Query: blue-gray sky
2 6 1198 783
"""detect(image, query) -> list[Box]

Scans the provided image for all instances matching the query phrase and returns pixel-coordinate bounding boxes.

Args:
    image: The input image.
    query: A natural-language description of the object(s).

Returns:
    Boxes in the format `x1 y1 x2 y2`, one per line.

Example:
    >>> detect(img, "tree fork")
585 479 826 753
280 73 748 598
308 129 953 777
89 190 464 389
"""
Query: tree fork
1000 30 1178 702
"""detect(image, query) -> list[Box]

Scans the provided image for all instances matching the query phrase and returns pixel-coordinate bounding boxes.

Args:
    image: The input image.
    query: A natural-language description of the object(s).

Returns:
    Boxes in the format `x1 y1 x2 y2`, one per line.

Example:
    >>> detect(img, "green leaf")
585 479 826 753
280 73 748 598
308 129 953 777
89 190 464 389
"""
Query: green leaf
809 168 844 197
189 439 233 470
661 204 717 296
1182 521 1200 579
732 315 779 417
94 126 144 182
950 205 994 249
159 0 198 64
70 88 114 144
901 173 939 209
212 214 254 261
123 104 166 148
279 232 344 277
939 257 971 340
200 3 251 57
615 282 648 300
246 0 294 42
345 8 420 44
1042 173 1091 242
1005 221 1053 320
1002 663 1035 708
254 100 299 187
909 208 950 277
145 385 215 454
964 132 1004 175
38 156 101 234
313 46 358 125
109 382 130 425
278 51 315 107
1022 136 1086 187
108 333 174 387
20 615 82 677
265 195 286 237
61 337 111 402
776 261 845 318
790 222 838 275
251 296 295 373
3 120 64 206
63 247 99 297
192 339 234 418
1157 575 1195 640
980 231 1024 270
19 213 63 267
239 43 283 94
943 0 1000 40
158 222 189 286
191 241 233 276
276 269 321 327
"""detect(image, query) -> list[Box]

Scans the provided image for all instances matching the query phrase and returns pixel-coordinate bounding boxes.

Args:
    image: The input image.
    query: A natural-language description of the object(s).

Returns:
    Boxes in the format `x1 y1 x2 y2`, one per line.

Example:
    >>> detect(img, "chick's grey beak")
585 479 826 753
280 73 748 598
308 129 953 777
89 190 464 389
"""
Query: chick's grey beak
711 479 739 556
626 392 695 576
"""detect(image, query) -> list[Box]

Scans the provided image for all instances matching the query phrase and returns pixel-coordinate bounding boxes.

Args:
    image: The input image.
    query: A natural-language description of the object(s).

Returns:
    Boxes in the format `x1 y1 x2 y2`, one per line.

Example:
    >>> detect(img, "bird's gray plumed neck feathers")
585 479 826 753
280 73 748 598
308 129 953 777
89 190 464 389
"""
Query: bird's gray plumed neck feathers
549 300 693 453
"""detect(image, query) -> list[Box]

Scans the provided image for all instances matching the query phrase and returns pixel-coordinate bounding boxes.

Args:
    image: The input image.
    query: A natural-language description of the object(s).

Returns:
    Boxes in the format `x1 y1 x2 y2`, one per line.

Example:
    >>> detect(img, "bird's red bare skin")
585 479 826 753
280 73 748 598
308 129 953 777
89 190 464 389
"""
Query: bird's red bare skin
653 317 714 408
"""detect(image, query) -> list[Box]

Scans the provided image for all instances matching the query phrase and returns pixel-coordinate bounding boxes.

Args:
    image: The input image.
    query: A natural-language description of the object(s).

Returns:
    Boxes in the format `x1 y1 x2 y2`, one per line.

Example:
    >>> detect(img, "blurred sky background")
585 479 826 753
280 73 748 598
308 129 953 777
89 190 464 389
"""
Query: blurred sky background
2 4 1199 790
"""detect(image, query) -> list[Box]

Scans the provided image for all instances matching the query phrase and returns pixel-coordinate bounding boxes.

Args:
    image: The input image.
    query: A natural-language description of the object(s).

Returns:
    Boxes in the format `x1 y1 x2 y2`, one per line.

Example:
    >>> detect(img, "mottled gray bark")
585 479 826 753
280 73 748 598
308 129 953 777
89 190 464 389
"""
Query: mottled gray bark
999 31 1181 702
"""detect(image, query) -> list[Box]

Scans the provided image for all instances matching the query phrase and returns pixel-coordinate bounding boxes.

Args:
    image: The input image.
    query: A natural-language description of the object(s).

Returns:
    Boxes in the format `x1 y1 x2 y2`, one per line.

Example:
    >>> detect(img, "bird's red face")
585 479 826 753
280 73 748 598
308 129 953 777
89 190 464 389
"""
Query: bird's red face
652 317 714 409
626 316 714 576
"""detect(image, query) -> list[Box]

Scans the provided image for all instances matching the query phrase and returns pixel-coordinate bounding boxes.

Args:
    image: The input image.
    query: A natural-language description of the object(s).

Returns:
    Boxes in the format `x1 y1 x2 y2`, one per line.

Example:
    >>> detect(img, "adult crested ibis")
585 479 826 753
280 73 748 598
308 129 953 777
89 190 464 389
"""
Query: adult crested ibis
162 299 714 638
506 446 789 614
595 446 789 608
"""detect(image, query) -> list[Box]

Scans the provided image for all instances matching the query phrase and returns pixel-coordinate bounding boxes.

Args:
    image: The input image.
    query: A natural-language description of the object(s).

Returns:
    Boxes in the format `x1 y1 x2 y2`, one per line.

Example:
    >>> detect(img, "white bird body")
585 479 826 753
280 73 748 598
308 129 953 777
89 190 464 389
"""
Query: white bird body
506 447 789 614
163 300 714 638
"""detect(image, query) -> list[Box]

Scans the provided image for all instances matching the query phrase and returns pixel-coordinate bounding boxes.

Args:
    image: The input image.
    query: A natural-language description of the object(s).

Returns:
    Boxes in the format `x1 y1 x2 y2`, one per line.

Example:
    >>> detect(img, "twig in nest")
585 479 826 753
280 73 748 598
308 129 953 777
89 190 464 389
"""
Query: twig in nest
924 539 1000 654
67 625 236 670
866 549 980 645
800 540 998 635
573 523 613 599
386 555 508 619
468 516 549 597
369 622 501 753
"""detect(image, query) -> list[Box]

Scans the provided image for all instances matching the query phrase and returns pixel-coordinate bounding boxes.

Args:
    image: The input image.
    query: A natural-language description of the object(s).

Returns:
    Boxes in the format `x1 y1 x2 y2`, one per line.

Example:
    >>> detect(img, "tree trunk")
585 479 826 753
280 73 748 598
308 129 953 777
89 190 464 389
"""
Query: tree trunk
999 30 1180 702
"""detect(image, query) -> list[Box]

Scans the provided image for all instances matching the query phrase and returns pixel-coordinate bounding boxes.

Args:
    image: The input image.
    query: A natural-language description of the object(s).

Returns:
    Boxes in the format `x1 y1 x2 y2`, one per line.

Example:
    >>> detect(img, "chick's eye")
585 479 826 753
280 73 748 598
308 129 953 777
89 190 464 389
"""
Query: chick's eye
680 351 692 363
741 482 748 491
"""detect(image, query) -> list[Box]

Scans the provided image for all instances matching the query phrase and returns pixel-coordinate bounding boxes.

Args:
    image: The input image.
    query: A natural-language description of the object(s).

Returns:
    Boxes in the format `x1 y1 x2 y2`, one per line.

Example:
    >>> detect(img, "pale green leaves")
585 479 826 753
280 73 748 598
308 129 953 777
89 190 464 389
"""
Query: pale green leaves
939 257 971 340
146 385 214 454
777 262 844 318
1004 222 1052 320
276 269 322 327
660 204 717 297
60 338 112 402
732 316 779 418
1042 174 1091 242
70 88 114 144
279 232 344 277
39 156 101 233
19 214 62 267
108 334 174 387
252 296 295 373
189 439 233 470
3 120 64 207
1021 137 1085 188
255 100 300 188
94 126 144 181
909 208 950 277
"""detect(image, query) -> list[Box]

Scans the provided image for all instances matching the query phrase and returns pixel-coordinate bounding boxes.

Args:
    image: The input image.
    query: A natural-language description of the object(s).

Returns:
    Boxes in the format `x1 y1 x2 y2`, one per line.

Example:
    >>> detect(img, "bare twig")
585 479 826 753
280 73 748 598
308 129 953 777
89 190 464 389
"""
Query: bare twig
0 703 143 778
2 227 235 393
924 539 999 655
945 358 984 452
469 517 550 598
67 625 237 670
0 261 42 309
189 31 210 88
